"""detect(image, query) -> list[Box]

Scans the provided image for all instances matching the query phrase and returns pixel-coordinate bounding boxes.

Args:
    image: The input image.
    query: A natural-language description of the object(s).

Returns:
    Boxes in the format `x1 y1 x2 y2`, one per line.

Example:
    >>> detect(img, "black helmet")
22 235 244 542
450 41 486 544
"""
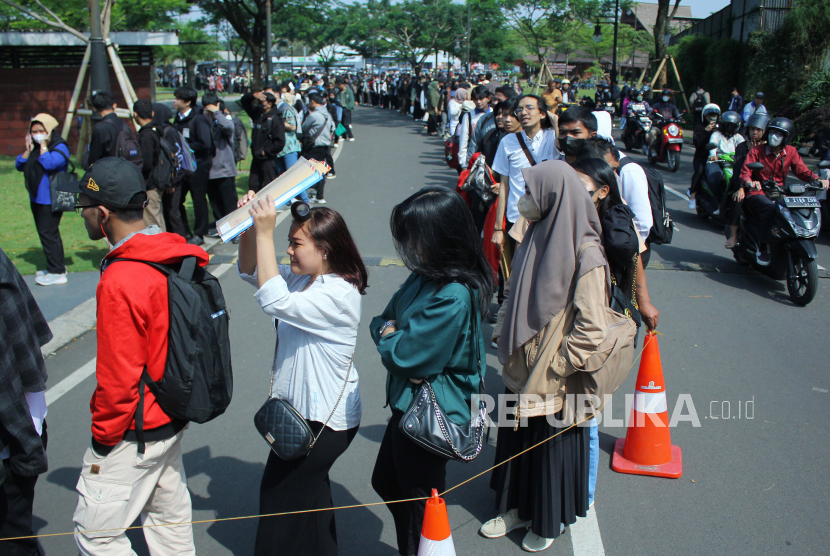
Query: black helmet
721 111 741 126
746 110 770 132
767 117 794 137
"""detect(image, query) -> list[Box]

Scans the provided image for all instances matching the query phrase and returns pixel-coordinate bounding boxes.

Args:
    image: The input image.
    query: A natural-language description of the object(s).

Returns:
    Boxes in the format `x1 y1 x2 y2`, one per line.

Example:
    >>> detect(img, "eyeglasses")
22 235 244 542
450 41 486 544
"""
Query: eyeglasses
75 204 98 213
513 105 538 118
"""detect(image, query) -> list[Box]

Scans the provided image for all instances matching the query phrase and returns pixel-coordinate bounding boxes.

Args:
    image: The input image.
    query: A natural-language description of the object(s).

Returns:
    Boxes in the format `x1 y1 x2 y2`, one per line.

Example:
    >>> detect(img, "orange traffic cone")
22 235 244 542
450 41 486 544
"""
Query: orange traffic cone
612 331 683 478
417 489 456 556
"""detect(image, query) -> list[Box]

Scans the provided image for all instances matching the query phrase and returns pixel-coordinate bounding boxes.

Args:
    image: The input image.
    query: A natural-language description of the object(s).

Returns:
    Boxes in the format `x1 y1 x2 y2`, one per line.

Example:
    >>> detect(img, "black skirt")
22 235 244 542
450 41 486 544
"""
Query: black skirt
489 391 590 539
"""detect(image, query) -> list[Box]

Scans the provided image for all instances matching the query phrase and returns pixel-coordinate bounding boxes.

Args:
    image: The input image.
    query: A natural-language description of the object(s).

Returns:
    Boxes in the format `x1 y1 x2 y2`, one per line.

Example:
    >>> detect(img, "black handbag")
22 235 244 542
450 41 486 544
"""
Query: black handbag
610 253 642 330
254 321 353 460
49 149 78 212
399 284 488 462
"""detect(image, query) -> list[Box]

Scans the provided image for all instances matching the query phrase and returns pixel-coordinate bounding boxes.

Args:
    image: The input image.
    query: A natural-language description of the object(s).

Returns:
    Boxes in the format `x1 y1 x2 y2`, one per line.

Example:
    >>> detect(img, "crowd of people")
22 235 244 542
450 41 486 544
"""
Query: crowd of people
5 67 829 556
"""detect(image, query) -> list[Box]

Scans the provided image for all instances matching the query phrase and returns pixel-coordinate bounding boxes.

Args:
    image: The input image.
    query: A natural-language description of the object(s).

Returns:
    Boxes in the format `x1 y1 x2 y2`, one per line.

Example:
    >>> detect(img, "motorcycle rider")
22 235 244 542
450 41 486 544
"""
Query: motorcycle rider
561 79 575 103
739 117 829 265
689 103 720 210
595 82 611 104
648 88 681 152
703 110 744 208
623 89 651 144
724 110 768 249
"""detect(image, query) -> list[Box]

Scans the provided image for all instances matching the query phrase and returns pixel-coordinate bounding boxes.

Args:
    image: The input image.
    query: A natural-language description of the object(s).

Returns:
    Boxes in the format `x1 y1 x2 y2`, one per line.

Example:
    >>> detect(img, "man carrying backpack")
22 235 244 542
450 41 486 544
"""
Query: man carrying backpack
240 90 286 192
134 99 166 231
202 95 238 236
59 157 208 555
174 87 214 246
152 103 188 238
88 92 143 170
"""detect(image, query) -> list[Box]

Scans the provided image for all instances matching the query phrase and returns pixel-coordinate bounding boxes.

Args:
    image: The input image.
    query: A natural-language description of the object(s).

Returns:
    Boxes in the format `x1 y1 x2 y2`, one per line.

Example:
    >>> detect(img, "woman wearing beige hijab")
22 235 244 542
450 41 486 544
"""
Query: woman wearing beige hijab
15 113 71 285
480 160 611 552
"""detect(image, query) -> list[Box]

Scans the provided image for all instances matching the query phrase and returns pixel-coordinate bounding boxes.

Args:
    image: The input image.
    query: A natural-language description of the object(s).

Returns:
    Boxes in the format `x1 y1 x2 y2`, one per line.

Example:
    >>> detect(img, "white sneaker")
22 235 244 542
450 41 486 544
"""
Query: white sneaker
348 137 355 142
35 270 47 277
315 198 327 205
688 198 696 210
333 142 339 149
479 509 531 539
491 340 499 349
522 531 554 552
35 273 67 286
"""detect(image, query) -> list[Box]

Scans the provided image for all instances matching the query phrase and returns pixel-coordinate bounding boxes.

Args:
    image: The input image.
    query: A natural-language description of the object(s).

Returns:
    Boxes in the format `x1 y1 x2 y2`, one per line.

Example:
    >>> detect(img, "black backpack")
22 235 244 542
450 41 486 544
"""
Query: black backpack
154 131 181 190
106 119 144 170
111 257 233 453
232 114 249 163
619 158 674 245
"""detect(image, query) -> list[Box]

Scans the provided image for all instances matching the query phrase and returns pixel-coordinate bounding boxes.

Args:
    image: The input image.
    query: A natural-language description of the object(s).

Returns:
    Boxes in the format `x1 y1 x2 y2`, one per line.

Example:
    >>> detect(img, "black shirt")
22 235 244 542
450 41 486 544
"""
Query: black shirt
88 112 124 167
137 123 161 189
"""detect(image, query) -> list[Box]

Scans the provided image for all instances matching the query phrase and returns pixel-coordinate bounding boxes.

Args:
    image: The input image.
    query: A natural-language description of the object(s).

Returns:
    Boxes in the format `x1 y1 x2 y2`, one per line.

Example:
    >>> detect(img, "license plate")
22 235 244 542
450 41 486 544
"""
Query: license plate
784 196 820 208
668 138 684 143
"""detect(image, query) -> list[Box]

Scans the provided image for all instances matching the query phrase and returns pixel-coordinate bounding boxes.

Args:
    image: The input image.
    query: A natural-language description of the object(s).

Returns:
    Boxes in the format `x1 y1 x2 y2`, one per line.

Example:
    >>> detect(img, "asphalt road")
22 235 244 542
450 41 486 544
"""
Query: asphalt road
30 107 830 555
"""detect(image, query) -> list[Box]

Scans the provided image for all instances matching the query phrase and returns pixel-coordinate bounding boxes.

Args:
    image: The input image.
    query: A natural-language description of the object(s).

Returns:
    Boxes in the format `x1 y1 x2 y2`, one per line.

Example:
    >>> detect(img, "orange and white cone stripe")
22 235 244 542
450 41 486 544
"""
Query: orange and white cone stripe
418 489 456 556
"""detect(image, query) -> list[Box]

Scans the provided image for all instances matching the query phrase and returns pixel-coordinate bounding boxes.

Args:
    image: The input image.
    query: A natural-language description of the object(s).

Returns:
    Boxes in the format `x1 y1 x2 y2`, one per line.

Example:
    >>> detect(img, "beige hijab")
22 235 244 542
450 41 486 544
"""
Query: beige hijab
31 113 59 134
498 160 607 364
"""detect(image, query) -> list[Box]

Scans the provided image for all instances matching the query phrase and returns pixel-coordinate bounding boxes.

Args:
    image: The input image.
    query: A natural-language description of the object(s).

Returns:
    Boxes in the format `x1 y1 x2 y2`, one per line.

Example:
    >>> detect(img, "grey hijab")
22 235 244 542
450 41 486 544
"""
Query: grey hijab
498 160 607 364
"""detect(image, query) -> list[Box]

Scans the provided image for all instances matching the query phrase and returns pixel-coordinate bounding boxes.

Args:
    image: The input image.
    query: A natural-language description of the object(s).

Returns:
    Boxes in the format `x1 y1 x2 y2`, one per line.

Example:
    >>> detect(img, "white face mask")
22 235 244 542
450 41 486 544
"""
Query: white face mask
517 194 542 221
768 132 784 147
662 96 670 102
31 133 48 144
636 96 643 102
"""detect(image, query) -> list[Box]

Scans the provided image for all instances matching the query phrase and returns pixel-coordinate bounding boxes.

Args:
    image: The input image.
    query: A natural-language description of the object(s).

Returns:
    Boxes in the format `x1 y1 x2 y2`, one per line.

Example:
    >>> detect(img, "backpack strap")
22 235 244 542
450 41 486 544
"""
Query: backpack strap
516 133 537 167
178 256 197 282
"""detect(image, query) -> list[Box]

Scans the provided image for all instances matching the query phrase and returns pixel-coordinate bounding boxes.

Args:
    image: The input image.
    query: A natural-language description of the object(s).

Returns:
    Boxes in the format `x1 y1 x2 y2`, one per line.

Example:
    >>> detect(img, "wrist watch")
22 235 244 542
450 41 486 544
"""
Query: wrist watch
379 320 395 336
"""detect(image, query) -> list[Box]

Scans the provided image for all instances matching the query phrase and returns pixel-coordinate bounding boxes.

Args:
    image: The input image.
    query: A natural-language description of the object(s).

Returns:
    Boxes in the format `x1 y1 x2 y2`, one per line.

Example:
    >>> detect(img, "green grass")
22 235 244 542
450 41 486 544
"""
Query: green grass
0 155 109 275
0 108 255 276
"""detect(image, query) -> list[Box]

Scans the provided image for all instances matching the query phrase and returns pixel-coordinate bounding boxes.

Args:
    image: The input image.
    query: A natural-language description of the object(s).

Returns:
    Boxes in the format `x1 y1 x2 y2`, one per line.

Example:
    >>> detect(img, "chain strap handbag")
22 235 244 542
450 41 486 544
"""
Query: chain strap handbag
399 284 488 462
254 320 353 460
610 253 642 330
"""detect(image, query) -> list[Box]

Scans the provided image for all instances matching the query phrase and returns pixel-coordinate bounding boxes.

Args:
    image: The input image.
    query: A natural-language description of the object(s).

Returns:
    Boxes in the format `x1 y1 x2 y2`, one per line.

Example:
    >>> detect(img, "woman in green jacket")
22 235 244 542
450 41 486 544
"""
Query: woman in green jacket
370 186 495 556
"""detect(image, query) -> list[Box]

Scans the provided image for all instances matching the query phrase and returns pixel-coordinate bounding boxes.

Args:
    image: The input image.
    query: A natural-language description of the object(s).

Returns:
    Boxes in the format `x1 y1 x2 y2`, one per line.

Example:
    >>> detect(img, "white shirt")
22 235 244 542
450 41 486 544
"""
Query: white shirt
458 108 490 165
239 265 362 431
708 131 745 158
493 128 560 223
618 152 654 239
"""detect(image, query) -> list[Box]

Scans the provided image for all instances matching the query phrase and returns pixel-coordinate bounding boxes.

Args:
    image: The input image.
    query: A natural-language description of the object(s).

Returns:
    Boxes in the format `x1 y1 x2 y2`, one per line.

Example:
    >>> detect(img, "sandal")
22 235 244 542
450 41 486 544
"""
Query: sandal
725 240 737 249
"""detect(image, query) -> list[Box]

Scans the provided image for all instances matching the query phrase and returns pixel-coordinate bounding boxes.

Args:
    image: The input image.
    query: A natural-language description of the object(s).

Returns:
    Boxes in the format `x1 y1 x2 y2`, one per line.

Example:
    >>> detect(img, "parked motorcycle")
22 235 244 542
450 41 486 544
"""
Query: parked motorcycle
695 141 734 223
648 111 687 172
623 108 652 157
732 160 830 305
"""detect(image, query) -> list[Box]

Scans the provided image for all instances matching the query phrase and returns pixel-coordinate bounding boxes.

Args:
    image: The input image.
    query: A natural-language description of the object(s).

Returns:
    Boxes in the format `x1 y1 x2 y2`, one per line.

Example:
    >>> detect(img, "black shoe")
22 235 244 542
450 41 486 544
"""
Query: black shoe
206 229 220 238
187 235 204 246
231 236 241 245
756 249 770 266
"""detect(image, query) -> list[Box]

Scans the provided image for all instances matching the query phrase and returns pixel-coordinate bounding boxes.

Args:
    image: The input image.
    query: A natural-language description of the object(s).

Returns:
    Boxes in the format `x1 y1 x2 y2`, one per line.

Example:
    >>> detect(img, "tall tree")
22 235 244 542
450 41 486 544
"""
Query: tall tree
381 0 463 73
158 20 219 86
652 0 681 86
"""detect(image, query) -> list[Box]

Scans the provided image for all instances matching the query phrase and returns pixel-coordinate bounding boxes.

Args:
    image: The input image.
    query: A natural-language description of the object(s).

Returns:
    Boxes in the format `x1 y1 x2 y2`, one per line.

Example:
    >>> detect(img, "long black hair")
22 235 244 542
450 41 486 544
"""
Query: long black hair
570 157 624 218
390 186 495 315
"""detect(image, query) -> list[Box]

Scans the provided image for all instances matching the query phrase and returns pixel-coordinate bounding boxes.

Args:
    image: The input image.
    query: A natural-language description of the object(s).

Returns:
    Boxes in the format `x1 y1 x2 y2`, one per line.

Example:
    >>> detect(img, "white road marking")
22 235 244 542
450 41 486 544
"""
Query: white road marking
665 185 690 200
211 263 233 278
41 297 97 357
813 387 829 394
570 505 606 556
818 264 826 271
45 358 96 406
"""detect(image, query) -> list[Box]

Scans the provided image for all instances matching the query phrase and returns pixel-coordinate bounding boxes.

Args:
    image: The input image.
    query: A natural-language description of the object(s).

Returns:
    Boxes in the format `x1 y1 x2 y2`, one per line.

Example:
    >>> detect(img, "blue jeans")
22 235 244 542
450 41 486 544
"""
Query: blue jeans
276 152 310 204
588 419 598 506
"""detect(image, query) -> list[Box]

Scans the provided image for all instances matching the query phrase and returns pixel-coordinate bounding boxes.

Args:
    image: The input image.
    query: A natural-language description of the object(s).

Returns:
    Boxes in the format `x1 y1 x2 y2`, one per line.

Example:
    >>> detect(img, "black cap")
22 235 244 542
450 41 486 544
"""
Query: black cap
755 91 765 98
58 157 147 209
265 80 278 90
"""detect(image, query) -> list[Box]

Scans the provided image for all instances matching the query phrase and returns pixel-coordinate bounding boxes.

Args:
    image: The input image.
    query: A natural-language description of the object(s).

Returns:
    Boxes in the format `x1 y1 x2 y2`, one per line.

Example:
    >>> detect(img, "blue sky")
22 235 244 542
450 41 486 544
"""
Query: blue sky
679 0 732 19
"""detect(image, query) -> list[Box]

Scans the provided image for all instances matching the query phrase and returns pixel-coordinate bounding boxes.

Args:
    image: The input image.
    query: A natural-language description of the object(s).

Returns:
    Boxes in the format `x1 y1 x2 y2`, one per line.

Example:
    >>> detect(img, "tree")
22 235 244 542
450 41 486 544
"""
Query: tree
158 21 219 87
652 0 682 86
381 0 463 73
325 0 392 67
616 25 652 79
466 0 519 68
576 22 613 65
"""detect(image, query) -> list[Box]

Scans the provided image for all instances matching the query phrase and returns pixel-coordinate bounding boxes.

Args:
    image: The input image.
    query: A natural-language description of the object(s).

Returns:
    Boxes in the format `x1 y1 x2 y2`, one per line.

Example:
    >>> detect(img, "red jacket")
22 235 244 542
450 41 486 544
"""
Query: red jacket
91 232 209 447
739 144 816 196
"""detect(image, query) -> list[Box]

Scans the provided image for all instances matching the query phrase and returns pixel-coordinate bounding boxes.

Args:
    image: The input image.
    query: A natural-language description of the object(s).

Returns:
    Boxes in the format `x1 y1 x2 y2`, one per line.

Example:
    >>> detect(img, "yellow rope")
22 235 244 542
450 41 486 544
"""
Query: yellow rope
0 334 651 542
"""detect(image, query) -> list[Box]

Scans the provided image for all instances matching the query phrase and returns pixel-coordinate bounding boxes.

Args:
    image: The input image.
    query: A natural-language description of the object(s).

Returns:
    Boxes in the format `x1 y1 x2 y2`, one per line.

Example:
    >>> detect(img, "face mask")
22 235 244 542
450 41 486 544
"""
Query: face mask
517 194 542 221
768 132 784 147
559 136 585 157
662 96 670 102
636 96 643 102
31 133 48 144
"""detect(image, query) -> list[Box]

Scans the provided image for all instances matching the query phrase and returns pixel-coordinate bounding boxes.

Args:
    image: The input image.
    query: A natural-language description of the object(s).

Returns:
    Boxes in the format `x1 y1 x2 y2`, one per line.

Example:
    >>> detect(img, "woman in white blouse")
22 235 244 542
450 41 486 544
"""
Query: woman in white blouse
236 192 368 556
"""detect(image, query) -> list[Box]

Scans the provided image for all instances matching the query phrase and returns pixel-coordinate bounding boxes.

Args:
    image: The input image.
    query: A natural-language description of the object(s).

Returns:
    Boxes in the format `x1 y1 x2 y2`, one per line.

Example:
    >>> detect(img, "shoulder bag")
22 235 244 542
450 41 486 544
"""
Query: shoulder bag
516 133 537 167
254 321 353 460
399 284 488 462
49 148 78 212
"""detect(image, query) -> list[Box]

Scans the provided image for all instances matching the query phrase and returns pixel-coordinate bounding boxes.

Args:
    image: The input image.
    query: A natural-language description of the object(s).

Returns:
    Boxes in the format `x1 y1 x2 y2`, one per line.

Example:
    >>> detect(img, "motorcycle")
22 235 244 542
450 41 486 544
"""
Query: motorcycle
695 141 735 223
648 111 687 172
623 108 651 157
603 101 615 123
732 160 830 306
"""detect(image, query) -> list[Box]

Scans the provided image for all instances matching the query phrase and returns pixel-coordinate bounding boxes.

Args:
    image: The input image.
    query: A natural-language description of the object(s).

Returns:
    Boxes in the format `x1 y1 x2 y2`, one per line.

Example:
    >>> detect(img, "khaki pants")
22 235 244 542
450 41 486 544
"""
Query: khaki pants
73 430 194 556
143 188 166 232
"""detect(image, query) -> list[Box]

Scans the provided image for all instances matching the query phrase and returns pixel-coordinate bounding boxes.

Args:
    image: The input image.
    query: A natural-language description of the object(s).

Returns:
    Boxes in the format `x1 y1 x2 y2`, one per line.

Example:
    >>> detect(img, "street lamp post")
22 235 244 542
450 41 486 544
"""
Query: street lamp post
466 2 471 77
265 0 273 81
611 0 620 86
88 0 110 95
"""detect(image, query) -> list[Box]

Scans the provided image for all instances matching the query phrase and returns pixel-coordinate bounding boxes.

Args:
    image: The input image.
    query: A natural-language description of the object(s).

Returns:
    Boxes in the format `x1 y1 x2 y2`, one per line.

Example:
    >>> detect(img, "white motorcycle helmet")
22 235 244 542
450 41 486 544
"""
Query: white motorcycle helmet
702 103 720 124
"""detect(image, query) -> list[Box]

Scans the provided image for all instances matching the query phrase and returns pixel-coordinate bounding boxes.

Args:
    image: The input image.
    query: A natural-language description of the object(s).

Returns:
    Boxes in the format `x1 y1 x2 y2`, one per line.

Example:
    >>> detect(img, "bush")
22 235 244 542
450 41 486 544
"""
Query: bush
669 36 749 109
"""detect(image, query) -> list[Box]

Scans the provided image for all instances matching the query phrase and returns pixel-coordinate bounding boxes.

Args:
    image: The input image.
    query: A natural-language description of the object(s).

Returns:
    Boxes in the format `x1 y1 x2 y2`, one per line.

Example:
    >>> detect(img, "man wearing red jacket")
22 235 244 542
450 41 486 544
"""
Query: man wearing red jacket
58 158 208 555
739 117 828 265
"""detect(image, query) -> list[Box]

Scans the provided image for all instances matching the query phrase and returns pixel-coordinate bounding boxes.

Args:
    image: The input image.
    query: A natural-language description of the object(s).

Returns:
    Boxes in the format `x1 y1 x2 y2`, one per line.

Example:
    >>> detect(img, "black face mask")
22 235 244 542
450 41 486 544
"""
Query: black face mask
559 136 585 156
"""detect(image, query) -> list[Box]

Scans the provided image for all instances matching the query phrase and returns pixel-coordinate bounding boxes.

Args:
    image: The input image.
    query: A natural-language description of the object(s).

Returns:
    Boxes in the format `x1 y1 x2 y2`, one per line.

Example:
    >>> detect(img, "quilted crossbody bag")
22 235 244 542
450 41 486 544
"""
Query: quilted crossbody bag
254 321 353 460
